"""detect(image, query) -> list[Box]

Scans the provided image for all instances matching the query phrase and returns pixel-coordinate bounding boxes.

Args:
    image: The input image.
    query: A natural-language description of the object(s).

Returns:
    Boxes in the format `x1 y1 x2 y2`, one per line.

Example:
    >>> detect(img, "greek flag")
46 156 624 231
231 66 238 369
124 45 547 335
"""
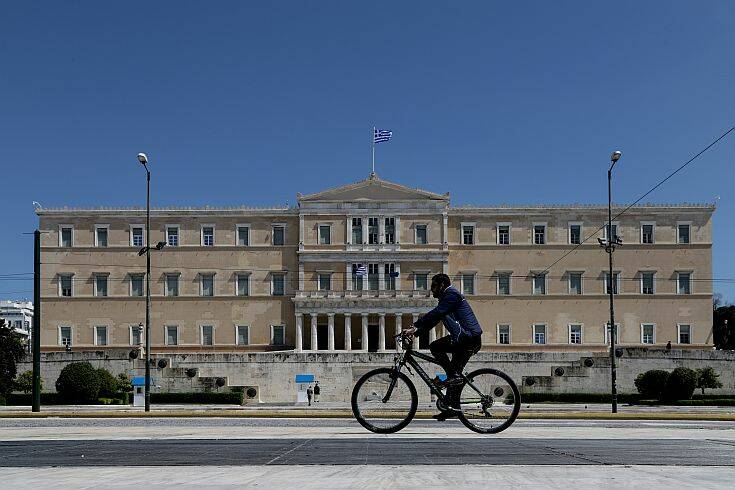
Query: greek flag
355 264 367 276
373 129 392 144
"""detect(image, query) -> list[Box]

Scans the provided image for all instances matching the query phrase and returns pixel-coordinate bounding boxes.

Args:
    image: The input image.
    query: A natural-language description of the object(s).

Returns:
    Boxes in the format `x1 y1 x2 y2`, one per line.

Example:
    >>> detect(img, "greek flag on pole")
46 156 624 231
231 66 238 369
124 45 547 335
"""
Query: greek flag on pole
373 129 392 144
355 264 367 276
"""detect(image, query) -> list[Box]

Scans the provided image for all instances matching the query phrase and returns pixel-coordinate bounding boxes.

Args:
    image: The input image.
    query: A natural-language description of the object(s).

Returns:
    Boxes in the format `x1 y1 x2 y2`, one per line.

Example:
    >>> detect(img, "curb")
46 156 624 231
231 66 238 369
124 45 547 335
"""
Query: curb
0 410 733 421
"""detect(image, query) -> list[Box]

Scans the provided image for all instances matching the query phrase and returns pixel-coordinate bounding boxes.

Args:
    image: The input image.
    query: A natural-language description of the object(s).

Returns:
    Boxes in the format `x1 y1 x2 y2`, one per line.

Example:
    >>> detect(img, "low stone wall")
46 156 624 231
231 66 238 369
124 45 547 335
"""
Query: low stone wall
18 348 735 403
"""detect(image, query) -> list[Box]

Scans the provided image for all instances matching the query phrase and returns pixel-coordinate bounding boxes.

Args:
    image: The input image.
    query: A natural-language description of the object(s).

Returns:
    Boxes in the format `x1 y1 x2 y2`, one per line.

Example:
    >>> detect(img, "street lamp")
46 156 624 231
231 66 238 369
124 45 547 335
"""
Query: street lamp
137 152 154 412
599 150 623 413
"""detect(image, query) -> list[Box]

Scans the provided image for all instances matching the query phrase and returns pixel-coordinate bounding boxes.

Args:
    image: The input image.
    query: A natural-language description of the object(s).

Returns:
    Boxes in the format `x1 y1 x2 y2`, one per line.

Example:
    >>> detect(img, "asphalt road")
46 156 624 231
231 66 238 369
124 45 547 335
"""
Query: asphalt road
2 437 735 467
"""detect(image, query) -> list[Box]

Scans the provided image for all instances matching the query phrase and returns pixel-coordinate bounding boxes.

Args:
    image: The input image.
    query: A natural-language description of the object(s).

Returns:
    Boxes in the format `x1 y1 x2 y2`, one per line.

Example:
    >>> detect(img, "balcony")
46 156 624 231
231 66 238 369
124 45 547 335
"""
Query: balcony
295 289 431 300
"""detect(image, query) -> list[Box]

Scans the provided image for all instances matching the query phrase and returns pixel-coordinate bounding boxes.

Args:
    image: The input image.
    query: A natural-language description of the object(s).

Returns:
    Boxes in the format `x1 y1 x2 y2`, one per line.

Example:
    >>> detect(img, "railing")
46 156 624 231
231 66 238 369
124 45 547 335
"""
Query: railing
295 289 431 299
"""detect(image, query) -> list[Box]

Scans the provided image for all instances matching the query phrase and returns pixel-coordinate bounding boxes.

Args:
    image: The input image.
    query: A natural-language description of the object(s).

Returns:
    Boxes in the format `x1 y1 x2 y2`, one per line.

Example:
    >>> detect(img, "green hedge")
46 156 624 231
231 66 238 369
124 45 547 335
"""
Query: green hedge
6 392 70 405
150 392 244 404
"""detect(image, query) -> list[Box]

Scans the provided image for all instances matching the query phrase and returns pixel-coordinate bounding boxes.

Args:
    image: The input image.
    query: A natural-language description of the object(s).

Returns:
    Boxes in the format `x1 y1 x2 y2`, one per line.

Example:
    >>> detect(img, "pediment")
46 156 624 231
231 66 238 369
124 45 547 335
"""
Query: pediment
298 173 449 203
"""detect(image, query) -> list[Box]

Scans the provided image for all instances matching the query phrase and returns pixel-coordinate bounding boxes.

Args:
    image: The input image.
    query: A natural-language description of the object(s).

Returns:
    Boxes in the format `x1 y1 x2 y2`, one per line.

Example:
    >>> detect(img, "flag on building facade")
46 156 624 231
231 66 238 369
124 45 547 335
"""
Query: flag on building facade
355 264 367 276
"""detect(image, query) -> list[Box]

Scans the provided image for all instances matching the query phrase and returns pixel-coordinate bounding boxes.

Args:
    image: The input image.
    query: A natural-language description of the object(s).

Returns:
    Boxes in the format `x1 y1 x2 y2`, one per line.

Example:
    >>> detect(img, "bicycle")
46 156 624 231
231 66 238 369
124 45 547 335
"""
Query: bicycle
351 332 521 434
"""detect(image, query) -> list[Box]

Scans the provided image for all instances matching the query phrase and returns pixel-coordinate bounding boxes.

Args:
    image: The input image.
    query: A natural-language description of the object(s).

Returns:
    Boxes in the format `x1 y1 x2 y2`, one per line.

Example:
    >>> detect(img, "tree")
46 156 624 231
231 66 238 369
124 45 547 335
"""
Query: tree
55 362 101 403
14 370 41 394
713 296 735 350
0 319 26 397
696 367 723 395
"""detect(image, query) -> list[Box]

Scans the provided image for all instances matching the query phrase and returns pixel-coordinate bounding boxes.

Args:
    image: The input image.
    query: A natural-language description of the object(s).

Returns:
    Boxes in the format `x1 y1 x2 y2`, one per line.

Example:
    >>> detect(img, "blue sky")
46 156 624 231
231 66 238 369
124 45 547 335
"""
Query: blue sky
1 1 733 301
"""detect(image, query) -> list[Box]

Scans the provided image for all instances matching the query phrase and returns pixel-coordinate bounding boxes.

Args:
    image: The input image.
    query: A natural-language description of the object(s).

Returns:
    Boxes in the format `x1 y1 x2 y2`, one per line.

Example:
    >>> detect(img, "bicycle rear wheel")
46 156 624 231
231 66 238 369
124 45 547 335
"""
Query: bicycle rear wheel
351 367 418 434
458 368 521 434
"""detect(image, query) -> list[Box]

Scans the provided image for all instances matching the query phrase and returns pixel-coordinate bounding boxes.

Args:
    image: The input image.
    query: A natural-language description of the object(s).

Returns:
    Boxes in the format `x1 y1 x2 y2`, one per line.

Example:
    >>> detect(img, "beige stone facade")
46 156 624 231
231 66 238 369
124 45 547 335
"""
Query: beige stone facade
37 174 714 353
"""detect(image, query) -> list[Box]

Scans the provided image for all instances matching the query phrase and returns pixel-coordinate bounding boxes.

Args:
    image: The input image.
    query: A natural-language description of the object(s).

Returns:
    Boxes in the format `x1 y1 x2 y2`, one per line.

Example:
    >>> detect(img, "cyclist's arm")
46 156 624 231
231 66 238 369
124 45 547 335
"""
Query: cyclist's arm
413 292 460 335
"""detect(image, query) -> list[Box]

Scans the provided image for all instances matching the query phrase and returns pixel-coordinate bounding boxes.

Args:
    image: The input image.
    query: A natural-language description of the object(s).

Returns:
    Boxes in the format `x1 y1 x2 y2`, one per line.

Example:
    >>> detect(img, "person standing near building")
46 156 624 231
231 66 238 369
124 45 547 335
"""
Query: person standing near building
306 385 313 406
314 381 321 402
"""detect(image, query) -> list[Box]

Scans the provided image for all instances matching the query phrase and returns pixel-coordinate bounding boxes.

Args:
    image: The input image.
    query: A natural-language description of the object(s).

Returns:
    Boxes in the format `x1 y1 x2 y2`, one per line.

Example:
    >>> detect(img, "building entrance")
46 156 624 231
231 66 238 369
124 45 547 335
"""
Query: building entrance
317 325 328 350
367 324 379 352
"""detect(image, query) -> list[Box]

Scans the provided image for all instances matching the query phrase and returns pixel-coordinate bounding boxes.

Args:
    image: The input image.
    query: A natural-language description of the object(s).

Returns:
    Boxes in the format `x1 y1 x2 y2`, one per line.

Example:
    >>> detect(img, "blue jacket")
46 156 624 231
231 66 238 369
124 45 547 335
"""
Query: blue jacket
413 286 483 342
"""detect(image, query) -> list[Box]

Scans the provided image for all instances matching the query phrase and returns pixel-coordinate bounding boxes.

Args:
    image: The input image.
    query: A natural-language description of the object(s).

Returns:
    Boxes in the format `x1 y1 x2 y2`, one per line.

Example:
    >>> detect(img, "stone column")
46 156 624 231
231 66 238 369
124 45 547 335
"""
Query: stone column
295 313 303 352
395 263 402 291
344 314 352 351
412 313 420 350
346 263 352 291
327 313 335 351
378 313 386 352
395 313 403 352
378 263 385 292
361 313 369 352
298 263 305 291
311 314 318 351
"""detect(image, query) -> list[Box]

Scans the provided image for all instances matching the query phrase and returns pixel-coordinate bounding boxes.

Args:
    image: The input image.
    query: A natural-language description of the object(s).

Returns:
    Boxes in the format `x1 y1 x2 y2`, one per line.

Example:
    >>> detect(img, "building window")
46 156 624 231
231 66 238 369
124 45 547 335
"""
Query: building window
415 225 428 245
569 324 582 344
130 325 142 346
498 324 511 344
60 226 73 247
569 273 582 295
678 324 691 345
201 274 215 296
415 273 428 291
272 274 285 296
165 274 179 297
131 227 144 247
201 325 214 346
462 274 475 295
271 325 285 345
352 218 363 244
166 226 179 247
318 273 332 291
368 218 379 244
237 325 250 345
130 274 144 297
533 324 546 344
368 264 379 290
533 273 546 295
272 225 285 246
202 226 215 246
237 225 250 246
569 223 581 245
165 326 178 346
318 225 331 245
604 324 620 344
641 223 655 244
497 224 510 245
641 324 655 344
59 326 72 346
384 217 395 244
533 224 546 245
604 272 619 295
497 273 511 295
236 274 250 296
462 224 475 245
603 222 619 242
94 275 108 297
384 264 396 290
59 275 73 297
677 272 691 295
641 272 655 295
95 226 109 247
678 223 691 244
94 325 108 346
352 264 365 290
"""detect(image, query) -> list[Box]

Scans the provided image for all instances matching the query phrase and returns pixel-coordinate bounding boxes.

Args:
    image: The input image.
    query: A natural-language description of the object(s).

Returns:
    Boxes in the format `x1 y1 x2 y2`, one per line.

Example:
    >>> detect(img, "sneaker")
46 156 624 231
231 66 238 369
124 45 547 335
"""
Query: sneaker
432 411 459 421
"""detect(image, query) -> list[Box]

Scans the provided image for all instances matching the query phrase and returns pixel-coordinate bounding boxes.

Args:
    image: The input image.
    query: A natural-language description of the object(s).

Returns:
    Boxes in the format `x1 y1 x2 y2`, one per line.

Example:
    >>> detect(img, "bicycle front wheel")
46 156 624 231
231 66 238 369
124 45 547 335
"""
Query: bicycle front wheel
458 368 521 434
351 367 418 434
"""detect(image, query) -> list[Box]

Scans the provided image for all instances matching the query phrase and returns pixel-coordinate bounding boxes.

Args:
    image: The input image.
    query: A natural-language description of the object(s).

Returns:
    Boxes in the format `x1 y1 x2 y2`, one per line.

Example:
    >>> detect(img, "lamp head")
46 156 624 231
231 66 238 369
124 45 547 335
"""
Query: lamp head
137 153 148 165
610 150 622 163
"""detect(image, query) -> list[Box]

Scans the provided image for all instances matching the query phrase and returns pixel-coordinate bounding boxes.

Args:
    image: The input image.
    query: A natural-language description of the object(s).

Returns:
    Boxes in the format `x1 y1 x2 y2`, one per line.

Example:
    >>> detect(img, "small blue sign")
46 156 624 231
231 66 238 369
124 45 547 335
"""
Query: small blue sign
295 374 315 383
131 376 146 386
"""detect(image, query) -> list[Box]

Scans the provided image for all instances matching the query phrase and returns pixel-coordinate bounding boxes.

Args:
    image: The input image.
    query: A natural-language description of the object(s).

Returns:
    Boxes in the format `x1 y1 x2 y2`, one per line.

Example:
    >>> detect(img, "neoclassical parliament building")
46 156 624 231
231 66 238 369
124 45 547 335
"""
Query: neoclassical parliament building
37 173 715 353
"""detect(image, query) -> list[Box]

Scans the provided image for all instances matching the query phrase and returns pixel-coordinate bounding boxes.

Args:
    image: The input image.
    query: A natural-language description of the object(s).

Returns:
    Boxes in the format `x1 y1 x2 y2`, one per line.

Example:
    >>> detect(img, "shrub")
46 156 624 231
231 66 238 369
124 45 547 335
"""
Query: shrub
96 368 119 398
116 373 133 393
634 370 670 399
662 367 698 401
0 395 6 406
695 367 723 395
14 370 42 394
55 362 101 403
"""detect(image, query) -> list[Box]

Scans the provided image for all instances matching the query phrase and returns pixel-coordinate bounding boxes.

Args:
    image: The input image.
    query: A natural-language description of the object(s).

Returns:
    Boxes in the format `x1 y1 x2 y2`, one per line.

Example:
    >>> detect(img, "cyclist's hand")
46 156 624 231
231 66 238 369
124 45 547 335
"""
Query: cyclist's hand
403 327 417 340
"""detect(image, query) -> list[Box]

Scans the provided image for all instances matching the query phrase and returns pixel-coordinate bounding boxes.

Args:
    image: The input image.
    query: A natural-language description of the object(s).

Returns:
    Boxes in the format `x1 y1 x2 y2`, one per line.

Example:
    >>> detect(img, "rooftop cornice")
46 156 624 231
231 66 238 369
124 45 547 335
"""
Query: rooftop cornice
36 206 299 216
449 203 715 212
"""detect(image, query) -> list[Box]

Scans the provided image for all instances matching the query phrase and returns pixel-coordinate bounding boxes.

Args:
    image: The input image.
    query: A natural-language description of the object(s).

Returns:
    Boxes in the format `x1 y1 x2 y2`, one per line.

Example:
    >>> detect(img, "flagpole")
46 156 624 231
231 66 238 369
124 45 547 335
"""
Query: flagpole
371 126 375 176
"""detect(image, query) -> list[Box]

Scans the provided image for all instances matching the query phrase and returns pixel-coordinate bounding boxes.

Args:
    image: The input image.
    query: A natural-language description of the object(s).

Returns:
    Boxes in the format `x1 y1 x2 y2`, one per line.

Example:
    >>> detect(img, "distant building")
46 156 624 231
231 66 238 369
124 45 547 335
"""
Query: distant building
0 300 33 345
36 174 713 353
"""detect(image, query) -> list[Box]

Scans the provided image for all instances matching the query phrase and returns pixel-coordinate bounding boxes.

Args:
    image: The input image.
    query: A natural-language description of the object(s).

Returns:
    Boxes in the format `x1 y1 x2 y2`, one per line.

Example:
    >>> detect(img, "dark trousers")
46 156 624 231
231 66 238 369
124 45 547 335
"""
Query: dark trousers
429 334 482 378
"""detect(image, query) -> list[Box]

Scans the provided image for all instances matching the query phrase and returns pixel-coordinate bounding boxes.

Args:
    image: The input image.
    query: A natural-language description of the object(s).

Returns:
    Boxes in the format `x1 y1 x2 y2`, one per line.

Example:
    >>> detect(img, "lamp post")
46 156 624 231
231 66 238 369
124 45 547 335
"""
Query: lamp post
599 150 622 413
136 153 153 411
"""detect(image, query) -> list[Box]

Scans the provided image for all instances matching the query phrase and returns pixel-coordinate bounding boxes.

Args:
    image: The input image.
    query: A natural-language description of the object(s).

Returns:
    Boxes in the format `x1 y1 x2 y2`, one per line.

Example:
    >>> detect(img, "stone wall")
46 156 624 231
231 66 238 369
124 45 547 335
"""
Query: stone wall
19 348 735 403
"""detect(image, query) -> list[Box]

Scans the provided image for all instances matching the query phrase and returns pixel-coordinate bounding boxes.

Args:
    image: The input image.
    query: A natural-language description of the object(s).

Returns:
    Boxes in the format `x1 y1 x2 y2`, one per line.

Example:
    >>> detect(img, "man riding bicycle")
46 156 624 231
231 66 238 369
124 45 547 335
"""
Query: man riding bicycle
403 273 483 420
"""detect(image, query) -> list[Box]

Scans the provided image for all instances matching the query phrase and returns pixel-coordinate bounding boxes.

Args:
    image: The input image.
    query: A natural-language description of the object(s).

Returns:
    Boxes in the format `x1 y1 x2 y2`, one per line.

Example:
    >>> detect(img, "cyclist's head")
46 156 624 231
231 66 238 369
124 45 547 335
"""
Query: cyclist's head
430 273 451 298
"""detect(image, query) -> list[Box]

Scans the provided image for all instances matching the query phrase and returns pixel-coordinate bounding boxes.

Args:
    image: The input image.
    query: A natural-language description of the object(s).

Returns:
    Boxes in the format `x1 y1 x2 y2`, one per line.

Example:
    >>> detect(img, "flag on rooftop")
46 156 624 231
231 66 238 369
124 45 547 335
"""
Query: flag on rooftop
373 128 392 144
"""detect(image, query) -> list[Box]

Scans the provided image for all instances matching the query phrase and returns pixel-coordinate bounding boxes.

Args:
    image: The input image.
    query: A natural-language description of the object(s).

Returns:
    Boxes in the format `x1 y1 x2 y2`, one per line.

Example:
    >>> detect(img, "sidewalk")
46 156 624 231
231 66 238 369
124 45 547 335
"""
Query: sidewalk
1 402 734 420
